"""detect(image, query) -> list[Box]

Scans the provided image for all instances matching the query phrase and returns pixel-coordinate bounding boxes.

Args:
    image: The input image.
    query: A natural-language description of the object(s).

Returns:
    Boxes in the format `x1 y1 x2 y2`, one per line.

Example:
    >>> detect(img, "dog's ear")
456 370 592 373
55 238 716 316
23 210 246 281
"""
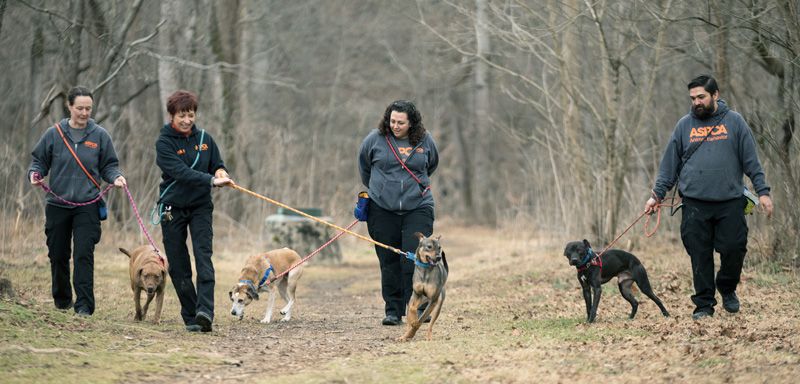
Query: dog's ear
119 248 132 258
247 285 259 301
582 239 591 248
414 232 425 240
228 290 234 301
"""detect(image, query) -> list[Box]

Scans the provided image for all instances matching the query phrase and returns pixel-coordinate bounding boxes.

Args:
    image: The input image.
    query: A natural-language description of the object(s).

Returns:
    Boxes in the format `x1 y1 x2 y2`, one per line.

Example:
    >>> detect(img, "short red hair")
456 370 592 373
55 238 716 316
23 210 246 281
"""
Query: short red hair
166 90 198 116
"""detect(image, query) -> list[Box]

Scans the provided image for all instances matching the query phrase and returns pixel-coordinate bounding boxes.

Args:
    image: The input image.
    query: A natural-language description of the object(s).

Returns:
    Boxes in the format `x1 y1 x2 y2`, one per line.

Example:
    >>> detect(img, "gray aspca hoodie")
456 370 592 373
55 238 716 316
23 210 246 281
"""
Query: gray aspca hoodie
28 118 123 208
652 100 770 202
358 129 439 212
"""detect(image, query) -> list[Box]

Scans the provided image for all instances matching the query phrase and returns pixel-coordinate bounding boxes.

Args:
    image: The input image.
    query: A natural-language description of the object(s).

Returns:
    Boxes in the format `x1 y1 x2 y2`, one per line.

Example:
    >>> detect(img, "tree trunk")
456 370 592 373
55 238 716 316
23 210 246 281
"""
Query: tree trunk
473 0 493 224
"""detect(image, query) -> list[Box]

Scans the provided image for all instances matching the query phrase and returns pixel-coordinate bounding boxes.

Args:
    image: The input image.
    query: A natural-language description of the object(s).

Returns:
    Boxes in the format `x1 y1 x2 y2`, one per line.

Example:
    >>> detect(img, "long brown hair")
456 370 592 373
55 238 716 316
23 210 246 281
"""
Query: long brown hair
378 100 426 146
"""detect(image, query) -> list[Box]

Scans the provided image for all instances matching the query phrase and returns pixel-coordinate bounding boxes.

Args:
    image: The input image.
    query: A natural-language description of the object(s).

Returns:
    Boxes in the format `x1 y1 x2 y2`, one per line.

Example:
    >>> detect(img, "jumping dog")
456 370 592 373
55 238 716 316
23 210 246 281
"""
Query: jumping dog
229 248 303 323
563 239 670 323
397 232 449 342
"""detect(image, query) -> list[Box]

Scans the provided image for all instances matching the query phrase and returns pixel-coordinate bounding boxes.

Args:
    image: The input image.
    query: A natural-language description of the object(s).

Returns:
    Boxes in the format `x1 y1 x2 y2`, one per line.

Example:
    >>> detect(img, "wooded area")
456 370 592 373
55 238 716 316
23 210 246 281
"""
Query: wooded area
1 0 797 263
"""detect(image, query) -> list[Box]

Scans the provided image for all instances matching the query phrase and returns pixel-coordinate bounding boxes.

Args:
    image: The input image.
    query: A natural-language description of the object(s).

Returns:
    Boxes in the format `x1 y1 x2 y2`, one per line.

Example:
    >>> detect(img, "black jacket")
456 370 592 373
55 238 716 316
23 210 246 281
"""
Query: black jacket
155 124 226 209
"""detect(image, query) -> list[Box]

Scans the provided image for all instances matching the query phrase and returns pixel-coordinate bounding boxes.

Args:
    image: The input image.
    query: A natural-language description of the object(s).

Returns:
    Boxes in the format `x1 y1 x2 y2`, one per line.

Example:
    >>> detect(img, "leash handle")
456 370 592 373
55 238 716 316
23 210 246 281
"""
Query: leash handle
123 184 165 265
231 184 406 257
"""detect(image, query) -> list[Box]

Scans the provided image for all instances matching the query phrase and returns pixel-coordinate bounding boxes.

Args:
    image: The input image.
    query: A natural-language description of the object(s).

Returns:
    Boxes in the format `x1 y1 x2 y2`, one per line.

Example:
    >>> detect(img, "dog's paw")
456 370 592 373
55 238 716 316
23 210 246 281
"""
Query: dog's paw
280 317 291 322
260 318 271 324
395 336 410 342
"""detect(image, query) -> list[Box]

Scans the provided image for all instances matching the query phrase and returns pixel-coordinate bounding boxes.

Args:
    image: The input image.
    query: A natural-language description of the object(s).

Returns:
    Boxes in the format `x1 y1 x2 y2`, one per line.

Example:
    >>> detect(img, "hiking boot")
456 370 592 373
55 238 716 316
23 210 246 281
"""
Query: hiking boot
195 312 213 332
722 292 740 313
691 310 713 320
382 315 401 326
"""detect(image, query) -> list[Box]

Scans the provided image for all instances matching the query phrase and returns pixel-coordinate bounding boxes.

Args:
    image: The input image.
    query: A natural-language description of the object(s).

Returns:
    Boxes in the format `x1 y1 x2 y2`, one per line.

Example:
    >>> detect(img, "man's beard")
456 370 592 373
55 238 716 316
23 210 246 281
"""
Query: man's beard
693 102 715 119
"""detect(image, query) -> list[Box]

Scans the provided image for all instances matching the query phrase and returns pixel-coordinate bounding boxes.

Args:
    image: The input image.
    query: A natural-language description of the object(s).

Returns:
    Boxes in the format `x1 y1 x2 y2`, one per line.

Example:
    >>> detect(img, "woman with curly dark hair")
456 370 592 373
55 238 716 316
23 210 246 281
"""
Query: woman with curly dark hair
357 100 439 326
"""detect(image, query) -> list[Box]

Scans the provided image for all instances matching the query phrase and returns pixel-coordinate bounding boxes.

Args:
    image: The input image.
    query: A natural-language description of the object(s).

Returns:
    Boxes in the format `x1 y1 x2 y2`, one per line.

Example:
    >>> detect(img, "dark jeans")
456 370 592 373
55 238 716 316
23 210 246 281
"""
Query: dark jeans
680 197 748 314
45 203 101 314
161 202 215 325
366 200 434 318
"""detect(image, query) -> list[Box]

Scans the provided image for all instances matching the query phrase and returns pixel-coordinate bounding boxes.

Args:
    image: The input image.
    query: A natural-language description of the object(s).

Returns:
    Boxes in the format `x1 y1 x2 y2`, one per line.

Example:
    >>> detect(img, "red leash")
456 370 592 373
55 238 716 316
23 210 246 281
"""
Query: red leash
596 198 680 257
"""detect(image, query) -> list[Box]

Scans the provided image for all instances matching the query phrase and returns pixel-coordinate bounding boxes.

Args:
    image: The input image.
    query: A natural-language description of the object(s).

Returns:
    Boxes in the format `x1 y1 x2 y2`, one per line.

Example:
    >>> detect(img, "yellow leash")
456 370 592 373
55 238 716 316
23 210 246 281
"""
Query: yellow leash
230 183 407 257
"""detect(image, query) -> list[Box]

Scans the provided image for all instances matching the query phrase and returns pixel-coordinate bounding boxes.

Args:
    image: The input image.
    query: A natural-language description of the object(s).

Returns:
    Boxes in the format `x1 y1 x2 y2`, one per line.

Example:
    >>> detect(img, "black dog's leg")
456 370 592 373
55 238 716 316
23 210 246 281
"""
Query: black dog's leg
618 279 638 319
579 277 592 321
633 265 670 317
589 282 602 323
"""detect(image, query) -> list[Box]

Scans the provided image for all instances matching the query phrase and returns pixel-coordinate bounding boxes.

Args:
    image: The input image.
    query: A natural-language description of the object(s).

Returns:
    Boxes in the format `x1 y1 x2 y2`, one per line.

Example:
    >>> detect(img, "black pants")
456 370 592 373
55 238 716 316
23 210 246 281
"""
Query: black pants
161 202 215 325
366 200 434 318
45 203 101 314
680 197 748 314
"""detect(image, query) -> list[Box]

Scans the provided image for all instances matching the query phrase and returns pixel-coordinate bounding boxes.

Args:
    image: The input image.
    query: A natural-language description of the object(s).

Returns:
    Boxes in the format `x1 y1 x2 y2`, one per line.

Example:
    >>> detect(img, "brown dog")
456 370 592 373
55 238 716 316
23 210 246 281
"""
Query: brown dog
397 233 448 342
229 248 303 323
119 246 168 323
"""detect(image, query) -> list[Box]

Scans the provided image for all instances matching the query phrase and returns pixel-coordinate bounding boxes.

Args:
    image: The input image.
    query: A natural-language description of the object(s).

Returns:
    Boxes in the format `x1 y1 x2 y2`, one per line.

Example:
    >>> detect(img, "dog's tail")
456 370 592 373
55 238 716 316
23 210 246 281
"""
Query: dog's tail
119 248 132 258
442 251 449 273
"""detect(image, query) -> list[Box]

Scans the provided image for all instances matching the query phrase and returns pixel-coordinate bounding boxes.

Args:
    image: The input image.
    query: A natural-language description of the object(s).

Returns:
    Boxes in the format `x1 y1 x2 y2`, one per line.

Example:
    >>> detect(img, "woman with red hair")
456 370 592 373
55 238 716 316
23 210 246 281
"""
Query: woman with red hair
155 90 233 332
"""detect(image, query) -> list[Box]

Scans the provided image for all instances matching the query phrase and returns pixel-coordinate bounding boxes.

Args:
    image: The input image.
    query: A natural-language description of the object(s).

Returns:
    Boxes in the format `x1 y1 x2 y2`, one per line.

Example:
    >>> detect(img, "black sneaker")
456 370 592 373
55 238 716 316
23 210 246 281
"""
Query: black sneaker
75 309 91 317
382 315 401 326
691 310 713 320
185 324 202 332
55 300 73 310
722 292 740 313
195 312 213 332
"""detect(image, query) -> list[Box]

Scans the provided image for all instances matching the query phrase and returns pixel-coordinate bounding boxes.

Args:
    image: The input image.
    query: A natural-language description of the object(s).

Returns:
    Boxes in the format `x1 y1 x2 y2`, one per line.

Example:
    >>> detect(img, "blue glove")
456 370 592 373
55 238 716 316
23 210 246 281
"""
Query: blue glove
354 191 369 221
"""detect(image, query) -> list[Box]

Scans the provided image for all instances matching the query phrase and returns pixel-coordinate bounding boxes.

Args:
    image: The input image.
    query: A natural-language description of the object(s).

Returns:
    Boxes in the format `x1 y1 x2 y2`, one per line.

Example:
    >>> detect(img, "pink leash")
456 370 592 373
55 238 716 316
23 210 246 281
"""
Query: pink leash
262 219 359 286
123 184 166 266
35 180 165 266
38 182 113 207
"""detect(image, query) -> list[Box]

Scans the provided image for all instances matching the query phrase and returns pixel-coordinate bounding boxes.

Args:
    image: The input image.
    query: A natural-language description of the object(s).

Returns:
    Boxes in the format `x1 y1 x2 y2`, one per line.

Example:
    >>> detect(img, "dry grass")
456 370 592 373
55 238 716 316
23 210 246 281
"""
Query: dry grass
1 216 799 383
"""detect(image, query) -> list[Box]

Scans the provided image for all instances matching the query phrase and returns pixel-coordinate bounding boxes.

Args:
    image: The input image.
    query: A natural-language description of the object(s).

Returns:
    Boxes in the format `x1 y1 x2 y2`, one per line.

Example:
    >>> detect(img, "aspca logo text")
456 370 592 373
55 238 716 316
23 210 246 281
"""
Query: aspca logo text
84 141 98 149
690 124 728 143
177 149 186 155
194 143 209 151
398 147 412 156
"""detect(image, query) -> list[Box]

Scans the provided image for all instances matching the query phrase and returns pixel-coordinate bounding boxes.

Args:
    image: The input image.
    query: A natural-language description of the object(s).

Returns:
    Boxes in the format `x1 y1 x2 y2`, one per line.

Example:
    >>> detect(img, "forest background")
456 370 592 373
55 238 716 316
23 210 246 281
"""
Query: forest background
0 0 797 265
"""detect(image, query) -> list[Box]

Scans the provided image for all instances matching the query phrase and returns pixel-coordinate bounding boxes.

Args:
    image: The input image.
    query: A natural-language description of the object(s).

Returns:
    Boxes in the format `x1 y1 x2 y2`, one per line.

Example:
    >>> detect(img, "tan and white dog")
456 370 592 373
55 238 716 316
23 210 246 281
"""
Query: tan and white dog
119 246 168 324
229 248 303 323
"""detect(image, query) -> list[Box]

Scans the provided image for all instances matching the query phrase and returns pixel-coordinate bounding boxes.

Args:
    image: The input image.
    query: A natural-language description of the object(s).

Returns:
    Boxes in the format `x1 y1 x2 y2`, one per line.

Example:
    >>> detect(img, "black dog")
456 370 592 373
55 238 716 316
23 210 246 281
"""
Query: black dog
563 239 670 323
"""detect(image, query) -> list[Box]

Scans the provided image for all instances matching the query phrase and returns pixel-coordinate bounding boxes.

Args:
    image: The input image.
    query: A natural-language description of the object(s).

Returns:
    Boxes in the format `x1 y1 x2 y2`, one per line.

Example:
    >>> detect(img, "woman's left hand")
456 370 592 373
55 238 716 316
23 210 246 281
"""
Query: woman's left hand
114 176 127 188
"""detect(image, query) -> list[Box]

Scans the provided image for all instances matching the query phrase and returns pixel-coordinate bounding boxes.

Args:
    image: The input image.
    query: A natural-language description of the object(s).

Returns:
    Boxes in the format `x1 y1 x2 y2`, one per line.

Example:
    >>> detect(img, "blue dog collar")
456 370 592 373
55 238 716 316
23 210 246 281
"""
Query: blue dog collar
407 251 433 268
578 248 596 269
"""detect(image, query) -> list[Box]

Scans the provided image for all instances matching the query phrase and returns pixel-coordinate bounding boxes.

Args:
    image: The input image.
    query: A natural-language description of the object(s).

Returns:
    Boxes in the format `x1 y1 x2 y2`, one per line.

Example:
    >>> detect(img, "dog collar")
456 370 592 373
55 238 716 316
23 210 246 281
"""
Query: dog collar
407 250 436 268
258 265 274 288
576 248 602 272
239 279 257 293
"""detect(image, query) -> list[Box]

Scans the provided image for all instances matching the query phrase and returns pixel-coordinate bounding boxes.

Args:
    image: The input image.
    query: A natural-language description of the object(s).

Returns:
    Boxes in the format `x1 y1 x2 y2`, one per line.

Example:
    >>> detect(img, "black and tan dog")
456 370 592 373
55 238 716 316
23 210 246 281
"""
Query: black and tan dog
229 248 303 323
563 239 670 323
120 246 168 324
397 233 449 342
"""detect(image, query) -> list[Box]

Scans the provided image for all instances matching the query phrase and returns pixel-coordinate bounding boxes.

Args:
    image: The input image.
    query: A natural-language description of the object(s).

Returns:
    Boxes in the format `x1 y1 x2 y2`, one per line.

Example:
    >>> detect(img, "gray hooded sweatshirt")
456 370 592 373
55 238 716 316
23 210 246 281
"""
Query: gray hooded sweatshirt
652 100 769 202
28 118 123 208
358 129 439 212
